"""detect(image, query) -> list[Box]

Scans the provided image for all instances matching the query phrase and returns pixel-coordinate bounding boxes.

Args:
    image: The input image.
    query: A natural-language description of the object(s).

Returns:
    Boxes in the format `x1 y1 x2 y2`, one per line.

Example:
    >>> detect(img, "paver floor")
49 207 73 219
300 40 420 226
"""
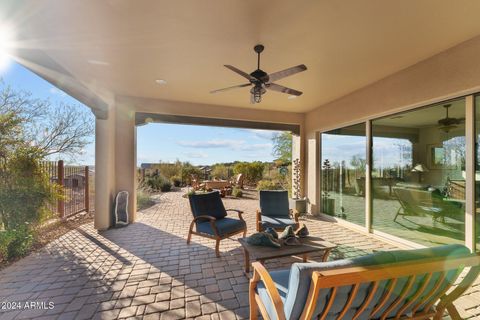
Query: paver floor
0 189 479 319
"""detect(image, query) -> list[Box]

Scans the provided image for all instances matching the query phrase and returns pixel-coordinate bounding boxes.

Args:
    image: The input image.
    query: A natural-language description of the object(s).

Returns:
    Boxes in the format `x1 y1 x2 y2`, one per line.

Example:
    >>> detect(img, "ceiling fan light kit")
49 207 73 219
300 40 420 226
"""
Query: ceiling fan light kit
210 44 307 103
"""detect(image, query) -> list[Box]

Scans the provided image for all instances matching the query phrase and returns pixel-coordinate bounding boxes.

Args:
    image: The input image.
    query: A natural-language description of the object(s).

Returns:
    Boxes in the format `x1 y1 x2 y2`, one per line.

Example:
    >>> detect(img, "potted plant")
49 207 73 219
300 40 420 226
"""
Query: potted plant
321 159 335 214
289 158 307 214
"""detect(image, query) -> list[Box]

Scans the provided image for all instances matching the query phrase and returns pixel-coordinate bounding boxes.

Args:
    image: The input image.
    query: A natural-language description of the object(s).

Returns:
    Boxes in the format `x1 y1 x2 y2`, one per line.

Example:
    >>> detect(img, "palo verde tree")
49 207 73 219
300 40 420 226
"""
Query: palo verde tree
272 131 292 163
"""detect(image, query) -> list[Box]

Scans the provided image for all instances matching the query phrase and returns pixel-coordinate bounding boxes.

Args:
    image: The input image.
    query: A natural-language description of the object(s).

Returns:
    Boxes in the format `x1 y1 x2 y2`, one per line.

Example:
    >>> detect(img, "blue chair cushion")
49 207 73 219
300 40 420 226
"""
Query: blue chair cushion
189 191 227 219
280 244 470 320
260 215 296 229
260 190 290 217
196 217 246 237
256 269 290 320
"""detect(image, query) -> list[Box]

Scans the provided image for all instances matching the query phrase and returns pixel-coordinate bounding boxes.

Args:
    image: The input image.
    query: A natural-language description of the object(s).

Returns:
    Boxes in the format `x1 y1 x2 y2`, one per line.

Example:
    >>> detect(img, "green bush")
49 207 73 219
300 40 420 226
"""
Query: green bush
211 164 229 180
145 174 172 192
171 175 182 187
233 161 265 185
232 187 243 198
0 227 33 262
257 180 284 191
0 148 59 230
181 164 203 186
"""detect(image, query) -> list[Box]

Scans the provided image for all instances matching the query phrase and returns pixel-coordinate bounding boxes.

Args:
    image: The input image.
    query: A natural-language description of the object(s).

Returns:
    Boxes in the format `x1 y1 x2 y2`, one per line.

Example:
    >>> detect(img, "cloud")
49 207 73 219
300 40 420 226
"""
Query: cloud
183 151 208 159
49 87 67 96
177 139 245 149
237 143 273 152
243 129 280 140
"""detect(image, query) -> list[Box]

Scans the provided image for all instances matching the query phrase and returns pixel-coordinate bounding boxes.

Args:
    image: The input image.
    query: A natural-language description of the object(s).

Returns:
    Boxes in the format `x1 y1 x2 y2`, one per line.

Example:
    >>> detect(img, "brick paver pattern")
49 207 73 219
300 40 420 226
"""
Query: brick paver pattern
0 189 479 319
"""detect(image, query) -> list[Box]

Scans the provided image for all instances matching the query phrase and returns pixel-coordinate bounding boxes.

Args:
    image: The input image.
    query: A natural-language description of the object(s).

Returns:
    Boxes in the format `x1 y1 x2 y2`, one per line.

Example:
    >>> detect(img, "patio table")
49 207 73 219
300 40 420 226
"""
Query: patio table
238 236 337 275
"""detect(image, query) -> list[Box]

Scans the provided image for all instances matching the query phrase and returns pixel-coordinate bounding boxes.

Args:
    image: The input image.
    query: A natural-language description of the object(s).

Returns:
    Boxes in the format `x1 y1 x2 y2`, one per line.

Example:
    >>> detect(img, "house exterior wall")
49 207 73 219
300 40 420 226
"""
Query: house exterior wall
305 35 480 215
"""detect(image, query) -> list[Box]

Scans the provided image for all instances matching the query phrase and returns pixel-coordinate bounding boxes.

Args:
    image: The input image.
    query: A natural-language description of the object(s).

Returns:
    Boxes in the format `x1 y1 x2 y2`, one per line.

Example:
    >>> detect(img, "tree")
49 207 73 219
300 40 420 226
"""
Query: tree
233 161 265 185
0 83 94 158
211 164 229 179
272 132 292 163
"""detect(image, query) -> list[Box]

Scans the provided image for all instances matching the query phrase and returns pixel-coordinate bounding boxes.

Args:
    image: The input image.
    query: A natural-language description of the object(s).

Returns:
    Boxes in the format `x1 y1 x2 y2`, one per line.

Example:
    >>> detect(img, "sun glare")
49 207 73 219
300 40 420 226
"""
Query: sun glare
0 25 14 73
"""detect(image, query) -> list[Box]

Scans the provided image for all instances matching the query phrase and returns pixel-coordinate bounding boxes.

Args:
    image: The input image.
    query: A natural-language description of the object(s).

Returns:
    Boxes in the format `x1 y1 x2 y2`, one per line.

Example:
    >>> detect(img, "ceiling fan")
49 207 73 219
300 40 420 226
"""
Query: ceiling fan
438 104 464 133
210 44 307 103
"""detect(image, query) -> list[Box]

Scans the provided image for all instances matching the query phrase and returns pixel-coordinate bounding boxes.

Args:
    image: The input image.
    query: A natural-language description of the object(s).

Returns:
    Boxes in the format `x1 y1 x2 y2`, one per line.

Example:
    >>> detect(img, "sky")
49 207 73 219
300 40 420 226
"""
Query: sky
0 60 282 166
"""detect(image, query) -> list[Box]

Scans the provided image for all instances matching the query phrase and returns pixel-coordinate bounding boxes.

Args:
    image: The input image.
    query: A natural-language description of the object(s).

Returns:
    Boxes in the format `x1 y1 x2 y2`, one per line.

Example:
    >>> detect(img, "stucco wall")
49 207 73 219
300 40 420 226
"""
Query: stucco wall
305 35 480 214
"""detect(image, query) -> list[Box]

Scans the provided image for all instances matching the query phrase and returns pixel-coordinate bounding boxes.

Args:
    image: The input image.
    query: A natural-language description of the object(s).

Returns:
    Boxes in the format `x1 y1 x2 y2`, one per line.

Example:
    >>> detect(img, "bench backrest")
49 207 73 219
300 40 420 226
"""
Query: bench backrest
284 244 479 319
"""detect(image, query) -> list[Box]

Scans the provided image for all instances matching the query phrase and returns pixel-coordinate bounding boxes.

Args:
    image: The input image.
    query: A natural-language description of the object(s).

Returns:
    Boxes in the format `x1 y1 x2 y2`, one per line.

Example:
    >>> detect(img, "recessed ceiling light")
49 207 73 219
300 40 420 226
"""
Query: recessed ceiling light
155 79 167 85
287 95 297 100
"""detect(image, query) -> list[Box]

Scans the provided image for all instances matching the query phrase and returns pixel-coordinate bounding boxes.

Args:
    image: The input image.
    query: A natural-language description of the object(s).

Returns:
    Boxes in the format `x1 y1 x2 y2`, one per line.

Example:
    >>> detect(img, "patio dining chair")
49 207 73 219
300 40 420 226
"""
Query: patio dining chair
187 191 247 257
256 190 299 232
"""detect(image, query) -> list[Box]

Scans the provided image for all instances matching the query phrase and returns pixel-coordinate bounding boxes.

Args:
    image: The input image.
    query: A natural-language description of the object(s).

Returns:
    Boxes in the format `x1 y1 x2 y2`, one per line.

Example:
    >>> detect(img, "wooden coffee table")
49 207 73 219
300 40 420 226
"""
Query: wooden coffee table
238 236 337 274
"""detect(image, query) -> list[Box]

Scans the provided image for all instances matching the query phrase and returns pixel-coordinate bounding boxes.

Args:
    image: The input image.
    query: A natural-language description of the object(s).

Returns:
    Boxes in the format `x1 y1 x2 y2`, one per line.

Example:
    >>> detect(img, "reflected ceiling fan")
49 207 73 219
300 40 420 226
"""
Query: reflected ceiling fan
438 104 465 133
210 44 307 103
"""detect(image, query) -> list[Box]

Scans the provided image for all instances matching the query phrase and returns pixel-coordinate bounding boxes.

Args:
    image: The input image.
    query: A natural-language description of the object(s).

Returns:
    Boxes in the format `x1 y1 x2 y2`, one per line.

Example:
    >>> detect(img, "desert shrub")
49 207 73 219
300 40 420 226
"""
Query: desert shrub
0 148 60 230
171 175 182 187
233 161 265 185
232 187 243 198
137 187 155 210
149 161 183 180
0 226 33 262
146 174 172 192
181 164 202 185
257 179 284 191
211 164 229 180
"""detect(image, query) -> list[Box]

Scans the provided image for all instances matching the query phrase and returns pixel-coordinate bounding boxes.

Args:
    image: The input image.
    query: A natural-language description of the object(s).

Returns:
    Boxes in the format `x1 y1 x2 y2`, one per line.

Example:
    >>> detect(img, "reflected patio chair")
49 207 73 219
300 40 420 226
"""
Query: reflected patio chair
187 191 247 257
256 190 299 232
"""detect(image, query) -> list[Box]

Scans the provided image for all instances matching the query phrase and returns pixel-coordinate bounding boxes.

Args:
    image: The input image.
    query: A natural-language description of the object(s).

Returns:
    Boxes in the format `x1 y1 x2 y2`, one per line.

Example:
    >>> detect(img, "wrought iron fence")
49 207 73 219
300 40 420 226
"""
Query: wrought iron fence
40 160 92 218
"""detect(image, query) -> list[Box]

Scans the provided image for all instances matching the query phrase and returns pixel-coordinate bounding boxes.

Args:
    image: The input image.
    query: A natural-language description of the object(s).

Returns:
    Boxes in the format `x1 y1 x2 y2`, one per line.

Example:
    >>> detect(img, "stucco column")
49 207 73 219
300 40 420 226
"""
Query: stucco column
114 102 137 222
94 107 116 230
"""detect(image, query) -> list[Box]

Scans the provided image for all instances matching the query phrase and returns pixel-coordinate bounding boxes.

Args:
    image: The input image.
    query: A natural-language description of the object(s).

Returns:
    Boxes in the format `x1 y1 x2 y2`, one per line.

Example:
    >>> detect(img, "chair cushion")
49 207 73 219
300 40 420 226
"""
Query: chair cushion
259 190 290 217
282 244 470 320
196 217 246 237
256 269 290 320
260 215 296 229
189 191 227 219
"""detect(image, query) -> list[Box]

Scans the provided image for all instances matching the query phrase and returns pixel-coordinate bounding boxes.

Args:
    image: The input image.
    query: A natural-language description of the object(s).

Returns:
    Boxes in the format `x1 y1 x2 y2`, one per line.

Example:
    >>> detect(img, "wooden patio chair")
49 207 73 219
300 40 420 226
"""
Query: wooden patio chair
256 190 299 232
187 191 247 257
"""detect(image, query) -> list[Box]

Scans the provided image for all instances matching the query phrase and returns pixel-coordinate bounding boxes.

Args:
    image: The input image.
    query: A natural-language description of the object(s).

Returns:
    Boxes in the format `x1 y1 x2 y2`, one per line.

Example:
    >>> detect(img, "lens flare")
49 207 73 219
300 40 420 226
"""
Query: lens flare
0 25 14 73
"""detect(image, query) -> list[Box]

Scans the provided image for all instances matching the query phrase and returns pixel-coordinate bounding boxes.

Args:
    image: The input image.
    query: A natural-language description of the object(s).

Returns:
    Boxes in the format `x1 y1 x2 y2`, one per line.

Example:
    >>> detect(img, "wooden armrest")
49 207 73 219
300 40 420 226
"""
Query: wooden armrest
290 209 300 222
226 209 244 214
251 262 286 320
193 215 217 222
192 215 219 236
440 262 480 307
226 209 245 222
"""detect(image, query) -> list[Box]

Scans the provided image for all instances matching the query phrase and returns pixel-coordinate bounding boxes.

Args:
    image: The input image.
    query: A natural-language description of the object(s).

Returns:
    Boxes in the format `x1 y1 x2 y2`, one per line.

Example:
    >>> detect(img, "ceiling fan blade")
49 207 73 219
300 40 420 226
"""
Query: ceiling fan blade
224 65 255 82
210 83 251 94
267 83 303 96
267 64 307 82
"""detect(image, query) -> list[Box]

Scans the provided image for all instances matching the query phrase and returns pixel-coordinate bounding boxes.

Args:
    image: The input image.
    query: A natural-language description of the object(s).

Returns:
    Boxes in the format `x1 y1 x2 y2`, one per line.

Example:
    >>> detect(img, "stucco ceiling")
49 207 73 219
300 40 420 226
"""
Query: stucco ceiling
2 0 480 113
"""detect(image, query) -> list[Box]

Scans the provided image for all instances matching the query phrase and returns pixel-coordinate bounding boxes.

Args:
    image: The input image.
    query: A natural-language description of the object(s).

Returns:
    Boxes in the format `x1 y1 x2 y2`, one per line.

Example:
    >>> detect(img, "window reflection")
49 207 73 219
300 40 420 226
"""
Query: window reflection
372 99 466 246
321 123 366 226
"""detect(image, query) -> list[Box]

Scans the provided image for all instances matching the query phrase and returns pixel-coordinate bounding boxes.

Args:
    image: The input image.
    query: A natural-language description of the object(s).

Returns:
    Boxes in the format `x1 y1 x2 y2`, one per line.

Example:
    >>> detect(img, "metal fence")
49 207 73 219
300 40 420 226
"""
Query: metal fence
40 160 91 218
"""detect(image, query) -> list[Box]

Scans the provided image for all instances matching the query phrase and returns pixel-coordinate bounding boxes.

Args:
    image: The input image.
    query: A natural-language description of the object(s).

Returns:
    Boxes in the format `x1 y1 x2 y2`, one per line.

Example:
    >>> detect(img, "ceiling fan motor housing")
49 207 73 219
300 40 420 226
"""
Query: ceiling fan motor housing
250 69 269 82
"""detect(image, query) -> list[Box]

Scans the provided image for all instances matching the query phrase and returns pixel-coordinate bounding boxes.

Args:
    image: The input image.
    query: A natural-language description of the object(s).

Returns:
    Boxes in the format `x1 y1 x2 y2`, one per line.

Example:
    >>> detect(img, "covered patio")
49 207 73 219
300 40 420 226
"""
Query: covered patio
3 189 479 320
2 1 480 319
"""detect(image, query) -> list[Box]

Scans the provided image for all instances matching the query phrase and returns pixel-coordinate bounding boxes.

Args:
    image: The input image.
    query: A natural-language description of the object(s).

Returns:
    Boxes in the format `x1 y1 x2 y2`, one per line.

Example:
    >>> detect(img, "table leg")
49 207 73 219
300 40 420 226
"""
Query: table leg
244 248 250 274
322 248 332 262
